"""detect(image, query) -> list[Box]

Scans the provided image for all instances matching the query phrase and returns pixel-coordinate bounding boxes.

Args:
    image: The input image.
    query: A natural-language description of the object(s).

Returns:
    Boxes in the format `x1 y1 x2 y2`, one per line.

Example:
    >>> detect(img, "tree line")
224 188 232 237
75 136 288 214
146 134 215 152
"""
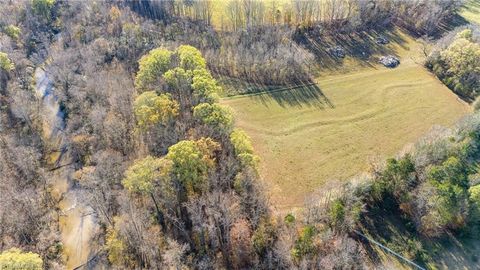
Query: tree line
130 0 462 36
427 27 480 101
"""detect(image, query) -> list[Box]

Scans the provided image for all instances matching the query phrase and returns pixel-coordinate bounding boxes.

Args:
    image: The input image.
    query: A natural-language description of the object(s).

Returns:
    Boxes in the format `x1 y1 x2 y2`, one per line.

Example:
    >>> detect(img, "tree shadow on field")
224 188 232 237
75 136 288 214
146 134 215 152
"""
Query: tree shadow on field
397 13 470 39
358 204 480 269
297 28 408 72
358 205 429 269
247 81 334 109
436 14 471 36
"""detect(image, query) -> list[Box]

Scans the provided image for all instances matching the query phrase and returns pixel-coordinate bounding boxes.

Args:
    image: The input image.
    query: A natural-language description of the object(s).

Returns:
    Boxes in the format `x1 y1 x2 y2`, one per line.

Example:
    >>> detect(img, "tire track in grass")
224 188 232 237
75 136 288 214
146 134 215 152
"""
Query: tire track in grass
232 80 433 136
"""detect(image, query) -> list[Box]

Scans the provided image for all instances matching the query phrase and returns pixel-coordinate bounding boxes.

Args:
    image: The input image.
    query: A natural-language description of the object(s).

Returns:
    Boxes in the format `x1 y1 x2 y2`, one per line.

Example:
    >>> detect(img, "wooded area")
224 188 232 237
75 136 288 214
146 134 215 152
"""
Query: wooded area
0 0 479 269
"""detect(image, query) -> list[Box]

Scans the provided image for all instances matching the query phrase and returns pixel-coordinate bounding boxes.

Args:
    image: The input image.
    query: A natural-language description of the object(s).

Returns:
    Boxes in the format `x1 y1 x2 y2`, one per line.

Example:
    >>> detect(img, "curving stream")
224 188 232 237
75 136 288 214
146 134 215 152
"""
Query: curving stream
34 67 97 269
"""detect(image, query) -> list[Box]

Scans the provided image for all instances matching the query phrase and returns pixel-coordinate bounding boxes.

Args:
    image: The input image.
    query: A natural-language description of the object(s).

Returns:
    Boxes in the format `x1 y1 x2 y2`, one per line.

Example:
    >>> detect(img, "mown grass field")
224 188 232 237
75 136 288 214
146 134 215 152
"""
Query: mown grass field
221 30 471 210
460 0 480 24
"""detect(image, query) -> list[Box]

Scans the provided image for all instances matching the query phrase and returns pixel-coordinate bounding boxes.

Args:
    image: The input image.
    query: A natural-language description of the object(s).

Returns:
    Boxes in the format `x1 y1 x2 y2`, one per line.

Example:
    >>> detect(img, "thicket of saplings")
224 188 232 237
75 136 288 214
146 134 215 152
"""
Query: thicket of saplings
0 0 477 269
426 27 480 102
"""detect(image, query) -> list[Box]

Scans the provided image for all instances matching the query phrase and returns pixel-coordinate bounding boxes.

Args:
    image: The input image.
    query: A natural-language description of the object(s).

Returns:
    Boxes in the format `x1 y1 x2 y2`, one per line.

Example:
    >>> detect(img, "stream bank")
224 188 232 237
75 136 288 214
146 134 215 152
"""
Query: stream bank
34 67 98 269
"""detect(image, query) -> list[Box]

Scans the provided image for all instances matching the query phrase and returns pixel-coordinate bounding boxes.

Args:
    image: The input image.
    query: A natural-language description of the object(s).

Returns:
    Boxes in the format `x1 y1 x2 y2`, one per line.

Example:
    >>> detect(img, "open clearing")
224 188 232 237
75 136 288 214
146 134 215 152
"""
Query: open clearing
460 0 480 24
221 31 471 210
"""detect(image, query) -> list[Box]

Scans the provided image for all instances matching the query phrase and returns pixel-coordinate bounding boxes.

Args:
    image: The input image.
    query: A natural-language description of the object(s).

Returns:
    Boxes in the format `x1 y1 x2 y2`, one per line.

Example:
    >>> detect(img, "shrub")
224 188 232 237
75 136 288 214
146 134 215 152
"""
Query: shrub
230 128 254 155
470 185 480 207
469 185 480 221
0 248 43 270
284 213 296 225
31 0 56 22
329 199 345 228
368 155 416 204
105 218 135 268
456 29 473 40
418 156 471 236
105 225 127 266
252 219 276 256
230 128 259 168
383 156 416 198
291 225 316 261
3 25 21 40
0 52 14 71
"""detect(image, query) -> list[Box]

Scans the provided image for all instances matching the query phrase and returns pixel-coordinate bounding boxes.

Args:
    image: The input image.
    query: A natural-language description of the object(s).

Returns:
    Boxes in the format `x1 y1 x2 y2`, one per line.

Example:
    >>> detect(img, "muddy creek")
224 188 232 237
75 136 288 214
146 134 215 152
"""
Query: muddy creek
34 67 97 269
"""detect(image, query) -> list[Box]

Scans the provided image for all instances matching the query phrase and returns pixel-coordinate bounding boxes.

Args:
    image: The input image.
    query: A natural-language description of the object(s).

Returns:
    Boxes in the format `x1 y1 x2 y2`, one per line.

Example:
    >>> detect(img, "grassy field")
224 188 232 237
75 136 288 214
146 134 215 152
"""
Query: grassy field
221 30 471 210
460 0 480 24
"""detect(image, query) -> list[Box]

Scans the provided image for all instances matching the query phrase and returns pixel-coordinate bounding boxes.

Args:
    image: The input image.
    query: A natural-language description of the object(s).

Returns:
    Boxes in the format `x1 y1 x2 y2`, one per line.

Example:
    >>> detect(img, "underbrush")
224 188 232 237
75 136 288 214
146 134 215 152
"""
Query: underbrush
426 27 480 101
